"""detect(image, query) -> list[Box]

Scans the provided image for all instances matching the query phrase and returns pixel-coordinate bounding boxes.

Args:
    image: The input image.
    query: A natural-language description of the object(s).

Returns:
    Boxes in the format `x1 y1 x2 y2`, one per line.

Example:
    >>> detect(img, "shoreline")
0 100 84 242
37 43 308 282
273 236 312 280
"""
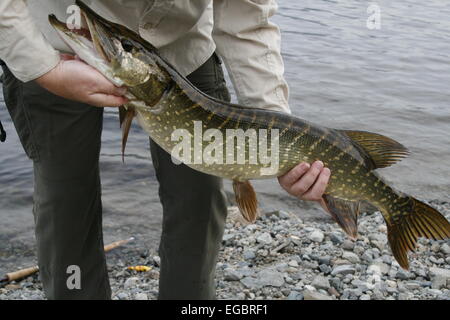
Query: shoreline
1 200 449 300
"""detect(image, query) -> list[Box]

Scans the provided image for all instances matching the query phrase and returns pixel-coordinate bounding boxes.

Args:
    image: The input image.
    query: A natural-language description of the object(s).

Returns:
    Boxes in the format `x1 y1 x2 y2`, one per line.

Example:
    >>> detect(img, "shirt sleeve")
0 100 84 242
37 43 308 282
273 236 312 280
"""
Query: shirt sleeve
0 0 60 82
212 0 290 114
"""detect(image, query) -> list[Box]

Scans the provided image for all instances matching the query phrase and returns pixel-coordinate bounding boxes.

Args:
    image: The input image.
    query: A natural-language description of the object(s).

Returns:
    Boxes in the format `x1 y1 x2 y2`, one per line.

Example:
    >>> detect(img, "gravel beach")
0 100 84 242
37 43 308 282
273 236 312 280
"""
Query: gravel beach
1 201 449 300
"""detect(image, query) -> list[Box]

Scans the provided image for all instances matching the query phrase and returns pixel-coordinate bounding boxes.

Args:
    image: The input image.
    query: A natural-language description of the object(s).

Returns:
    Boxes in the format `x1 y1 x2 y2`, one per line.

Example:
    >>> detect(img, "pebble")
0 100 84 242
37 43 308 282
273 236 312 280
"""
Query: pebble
330 233 344 245
309 230 324 243
342 240 355 250
243 249 256 260
342 252 360 264
429 267 450 289
257 269 285 287
311 275 331 290
303 289 332 300
124 277 140 289
331 265 356 276
395 270 411 280
287 291 303 300
224 268 243 281
440 243 450 255
135 293 148 300
256 232 273 245
152 256 161 267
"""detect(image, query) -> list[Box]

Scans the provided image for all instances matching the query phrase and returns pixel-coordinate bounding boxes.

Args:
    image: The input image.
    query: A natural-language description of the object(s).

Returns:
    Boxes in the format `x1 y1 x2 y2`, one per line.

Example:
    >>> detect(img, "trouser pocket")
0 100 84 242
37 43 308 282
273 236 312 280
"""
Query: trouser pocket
1 66 39 160
187 52 231 103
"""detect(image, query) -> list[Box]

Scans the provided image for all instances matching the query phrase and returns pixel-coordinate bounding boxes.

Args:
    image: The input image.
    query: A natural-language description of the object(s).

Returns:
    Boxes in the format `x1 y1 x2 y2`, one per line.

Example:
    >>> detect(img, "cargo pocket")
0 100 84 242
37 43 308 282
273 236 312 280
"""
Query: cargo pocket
212 53 231 103
1 67 39 160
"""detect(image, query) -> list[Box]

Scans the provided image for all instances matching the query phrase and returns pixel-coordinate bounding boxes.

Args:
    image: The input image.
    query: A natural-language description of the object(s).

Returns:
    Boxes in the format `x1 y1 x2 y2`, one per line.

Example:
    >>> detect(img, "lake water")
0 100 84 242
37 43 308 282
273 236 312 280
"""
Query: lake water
1 0 449 261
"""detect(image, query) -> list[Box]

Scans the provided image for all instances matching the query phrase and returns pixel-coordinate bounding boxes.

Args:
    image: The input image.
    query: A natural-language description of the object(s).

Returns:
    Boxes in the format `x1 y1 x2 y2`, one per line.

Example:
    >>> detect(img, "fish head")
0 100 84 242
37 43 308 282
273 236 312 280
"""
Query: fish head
49 0 170 89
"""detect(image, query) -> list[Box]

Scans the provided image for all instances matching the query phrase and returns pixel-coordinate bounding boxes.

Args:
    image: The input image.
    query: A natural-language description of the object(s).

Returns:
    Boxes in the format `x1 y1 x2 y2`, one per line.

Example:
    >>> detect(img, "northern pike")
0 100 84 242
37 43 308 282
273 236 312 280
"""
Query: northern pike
49 0 450 269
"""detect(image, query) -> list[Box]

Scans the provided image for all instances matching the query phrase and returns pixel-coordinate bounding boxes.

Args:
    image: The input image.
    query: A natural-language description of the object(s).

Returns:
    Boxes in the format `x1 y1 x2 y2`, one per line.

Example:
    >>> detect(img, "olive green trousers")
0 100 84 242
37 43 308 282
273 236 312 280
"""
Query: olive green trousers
1 53 230 300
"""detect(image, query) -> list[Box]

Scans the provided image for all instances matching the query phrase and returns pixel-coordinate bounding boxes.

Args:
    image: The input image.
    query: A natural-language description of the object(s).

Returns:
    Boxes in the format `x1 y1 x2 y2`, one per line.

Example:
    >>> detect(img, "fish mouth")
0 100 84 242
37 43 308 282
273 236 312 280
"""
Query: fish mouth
48 1 124 86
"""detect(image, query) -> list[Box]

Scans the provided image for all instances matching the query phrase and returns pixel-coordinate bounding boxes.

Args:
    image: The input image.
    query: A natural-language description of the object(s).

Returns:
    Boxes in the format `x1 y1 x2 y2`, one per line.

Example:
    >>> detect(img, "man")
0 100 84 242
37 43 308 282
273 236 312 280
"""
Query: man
0 0 330 299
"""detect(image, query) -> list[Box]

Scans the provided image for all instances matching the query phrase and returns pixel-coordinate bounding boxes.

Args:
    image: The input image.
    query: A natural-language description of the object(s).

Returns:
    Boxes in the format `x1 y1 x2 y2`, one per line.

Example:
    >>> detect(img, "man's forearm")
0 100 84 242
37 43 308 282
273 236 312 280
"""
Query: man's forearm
0 0 60 82
212 0 290 113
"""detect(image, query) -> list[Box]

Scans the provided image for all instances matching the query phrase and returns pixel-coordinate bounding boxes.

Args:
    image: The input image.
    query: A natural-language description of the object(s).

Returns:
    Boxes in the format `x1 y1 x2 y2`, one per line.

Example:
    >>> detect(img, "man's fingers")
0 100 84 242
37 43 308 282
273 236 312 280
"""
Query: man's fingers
94 77 128 97
301 168 331 201
278 162 310 187
88 93 128 107
290 161 324 195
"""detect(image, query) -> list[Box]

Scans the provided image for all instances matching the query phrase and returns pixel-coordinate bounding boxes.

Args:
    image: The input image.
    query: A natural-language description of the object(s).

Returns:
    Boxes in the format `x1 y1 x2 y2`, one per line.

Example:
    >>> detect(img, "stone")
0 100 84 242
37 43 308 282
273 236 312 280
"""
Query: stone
243 249 256 260
288 260 299 267
303 289 332 300
309 230 324 243
439 242 449 254
331 265 356 276
124 277 140 289
256 232 273 245
311 275 331 290
367 264 381 275
116 292 129 300
360 294 371 300
342 252 360 264
395 270 411 280
330 233 344 245
152 256 161 267
222 234 235 243
319 264 332 274
318 256 331 266
404 281 422 290
429 267 450 289
385 280 397 288
431 243 440 253
342 240 355 250
287 291 304 300
224 268 243 281
240 277 261 290
134 293 148 300
257 269 285 287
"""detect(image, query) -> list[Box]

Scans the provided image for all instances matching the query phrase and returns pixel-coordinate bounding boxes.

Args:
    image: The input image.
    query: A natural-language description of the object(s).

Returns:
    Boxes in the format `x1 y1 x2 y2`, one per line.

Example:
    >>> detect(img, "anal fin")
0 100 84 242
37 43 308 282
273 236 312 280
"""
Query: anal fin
322 194 361 239
233 180 259 223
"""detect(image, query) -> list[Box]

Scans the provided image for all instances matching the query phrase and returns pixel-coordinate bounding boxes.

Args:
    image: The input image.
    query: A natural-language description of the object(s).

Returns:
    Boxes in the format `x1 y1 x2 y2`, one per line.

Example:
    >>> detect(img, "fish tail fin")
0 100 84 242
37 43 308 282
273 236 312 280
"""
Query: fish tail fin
385 197 450 270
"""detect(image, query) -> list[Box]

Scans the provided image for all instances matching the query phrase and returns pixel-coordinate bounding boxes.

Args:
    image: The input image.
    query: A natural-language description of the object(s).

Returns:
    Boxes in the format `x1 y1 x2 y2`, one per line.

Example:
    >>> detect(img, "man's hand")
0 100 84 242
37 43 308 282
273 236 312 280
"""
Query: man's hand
278 161 331 212
35 54 128 107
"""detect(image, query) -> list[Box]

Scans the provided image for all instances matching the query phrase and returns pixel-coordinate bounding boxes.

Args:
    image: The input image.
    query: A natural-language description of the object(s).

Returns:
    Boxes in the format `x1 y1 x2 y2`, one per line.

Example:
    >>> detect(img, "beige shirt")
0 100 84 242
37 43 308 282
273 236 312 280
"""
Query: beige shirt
0 0 290 113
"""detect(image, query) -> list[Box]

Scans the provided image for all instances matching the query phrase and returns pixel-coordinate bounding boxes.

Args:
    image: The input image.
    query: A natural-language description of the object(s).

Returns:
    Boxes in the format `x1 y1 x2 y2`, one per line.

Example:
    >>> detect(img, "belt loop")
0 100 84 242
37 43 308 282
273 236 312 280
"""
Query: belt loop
0 60 6 142
0 121 6 143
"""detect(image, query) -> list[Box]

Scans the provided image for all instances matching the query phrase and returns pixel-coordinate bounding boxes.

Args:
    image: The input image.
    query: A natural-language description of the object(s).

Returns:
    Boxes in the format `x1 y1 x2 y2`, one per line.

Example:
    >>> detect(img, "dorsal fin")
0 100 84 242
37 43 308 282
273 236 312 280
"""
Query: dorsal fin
341 130 410 169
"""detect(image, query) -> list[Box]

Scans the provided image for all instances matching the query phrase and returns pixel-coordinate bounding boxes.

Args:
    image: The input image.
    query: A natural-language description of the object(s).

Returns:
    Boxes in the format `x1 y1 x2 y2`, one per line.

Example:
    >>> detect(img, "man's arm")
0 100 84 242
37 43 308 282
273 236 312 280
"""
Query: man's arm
0 0 60 82
0 0 126 107
212 0 330 206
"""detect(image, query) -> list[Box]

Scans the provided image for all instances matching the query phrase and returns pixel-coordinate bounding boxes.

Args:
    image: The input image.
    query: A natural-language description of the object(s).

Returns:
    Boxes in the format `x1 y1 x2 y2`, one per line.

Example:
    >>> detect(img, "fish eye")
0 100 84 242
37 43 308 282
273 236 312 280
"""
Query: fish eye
121 39 134 52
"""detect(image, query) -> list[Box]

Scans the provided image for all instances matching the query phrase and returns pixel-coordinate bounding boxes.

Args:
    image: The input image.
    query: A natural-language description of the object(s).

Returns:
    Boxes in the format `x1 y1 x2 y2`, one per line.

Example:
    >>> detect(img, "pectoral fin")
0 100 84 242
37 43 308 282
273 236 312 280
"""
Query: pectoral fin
233 180 259 223
120 105 136 163
322 194 361 239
